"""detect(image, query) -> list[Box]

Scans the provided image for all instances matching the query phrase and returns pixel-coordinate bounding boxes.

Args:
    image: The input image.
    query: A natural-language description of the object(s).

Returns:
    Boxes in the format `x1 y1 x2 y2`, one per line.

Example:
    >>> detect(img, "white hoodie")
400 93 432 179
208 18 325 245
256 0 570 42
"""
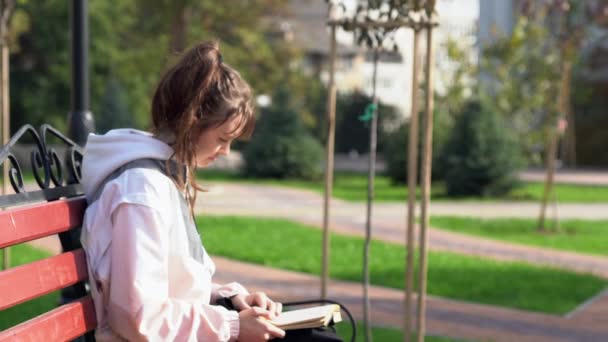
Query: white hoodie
80 129 247 341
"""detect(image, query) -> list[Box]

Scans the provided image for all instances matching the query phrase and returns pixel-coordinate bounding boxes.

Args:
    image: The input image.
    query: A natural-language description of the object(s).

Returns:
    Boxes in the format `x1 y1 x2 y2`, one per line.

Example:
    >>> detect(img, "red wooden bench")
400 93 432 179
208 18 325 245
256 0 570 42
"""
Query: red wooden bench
0 125 96 341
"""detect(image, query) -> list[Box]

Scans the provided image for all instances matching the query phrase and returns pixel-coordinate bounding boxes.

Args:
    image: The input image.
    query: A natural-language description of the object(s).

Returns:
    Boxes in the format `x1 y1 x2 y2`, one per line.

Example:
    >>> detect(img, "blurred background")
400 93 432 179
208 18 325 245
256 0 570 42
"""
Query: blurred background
1 1 608 341
4 0 608 175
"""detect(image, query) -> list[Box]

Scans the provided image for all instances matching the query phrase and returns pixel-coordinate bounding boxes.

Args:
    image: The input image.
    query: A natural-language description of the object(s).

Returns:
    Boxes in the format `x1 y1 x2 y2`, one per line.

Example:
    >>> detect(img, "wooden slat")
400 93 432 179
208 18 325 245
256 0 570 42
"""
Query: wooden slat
0 296 97 342
0 249 88 310
0 197 86 248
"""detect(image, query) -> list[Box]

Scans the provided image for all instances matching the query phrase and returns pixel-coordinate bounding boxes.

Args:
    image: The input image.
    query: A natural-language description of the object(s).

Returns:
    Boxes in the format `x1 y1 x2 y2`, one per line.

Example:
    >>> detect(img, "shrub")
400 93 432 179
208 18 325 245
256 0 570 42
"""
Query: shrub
335 92 400 154
243 89 323 180
383 108 452 184
443 100 523 197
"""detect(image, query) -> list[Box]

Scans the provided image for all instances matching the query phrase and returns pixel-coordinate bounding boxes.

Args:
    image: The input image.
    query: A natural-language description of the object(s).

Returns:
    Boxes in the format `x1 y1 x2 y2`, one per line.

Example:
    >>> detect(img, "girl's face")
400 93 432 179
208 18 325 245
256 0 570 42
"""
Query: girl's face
195 115 243 168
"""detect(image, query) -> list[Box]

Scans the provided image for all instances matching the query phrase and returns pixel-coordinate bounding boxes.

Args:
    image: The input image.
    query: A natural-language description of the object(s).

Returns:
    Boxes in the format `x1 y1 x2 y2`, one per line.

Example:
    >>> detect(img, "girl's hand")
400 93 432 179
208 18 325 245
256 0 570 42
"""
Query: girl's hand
231 292 283 318
238 307 285 341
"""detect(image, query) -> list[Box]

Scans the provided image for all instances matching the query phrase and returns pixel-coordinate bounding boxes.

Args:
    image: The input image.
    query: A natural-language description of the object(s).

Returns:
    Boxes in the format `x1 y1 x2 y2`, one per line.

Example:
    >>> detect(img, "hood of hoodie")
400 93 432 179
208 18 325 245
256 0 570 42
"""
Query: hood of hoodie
81 128 174 202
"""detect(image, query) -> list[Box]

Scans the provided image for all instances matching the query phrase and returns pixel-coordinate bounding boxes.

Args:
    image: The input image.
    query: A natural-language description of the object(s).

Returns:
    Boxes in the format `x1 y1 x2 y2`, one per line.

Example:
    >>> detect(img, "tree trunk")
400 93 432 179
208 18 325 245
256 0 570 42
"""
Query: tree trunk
563 63 576 167
417 25 435 342
321 21 337 300
537 126 558 231
538 60 571 232
363 49 379 342
404 27 422 342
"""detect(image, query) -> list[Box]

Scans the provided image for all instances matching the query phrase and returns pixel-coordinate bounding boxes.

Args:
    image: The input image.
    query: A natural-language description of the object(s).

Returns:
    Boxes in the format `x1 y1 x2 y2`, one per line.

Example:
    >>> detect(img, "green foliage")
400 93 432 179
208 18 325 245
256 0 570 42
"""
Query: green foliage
8 0 294 136
243 88 324 180
9 0 153 134
383 106 452 184
437 38 477 120
97 77 134 133
481 16 562 164
442 100 524 197
383 36 475 185
335 91 399 154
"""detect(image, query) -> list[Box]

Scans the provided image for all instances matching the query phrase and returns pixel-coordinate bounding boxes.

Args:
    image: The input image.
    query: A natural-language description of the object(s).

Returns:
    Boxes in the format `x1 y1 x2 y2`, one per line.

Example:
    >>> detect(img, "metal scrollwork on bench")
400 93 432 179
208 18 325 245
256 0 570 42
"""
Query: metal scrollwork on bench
0 124 85 208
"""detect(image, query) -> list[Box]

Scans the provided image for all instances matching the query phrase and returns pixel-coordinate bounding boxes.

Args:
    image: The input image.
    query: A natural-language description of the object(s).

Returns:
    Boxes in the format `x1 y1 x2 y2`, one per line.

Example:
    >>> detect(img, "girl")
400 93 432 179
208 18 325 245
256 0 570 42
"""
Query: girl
81 41 285 341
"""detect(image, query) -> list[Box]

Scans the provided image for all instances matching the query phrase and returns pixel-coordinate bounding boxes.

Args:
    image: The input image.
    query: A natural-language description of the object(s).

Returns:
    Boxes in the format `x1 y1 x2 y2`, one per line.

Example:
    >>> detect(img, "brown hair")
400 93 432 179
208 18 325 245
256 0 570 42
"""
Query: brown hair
151 40 255 214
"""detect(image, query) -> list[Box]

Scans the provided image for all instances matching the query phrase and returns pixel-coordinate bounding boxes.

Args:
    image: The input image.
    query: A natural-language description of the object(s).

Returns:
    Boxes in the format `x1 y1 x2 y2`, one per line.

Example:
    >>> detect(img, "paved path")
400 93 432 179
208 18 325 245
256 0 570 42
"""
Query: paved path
199 181 608 219
519 169 608 186
29 236 608 342
197 183 608 278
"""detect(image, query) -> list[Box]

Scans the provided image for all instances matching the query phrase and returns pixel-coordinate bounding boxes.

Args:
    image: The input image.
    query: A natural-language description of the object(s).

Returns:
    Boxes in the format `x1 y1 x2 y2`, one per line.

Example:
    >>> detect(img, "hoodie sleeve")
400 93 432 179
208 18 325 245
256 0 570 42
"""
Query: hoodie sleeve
211 282 249 304
107 202 239 342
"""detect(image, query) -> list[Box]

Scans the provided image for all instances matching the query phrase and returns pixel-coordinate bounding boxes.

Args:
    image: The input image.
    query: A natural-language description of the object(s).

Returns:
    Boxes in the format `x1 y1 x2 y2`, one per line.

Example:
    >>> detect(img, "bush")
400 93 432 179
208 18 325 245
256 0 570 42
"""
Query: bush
442 100 523 197
243 89 323 180
335 92 400 154
383 107 452 184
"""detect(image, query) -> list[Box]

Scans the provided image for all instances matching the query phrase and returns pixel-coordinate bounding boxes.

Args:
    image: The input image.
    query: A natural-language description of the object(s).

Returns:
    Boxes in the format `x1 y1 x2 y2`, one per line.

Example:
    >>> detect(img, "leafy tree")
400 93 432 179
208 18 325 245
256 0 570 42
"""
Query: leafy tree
138 0 294 95
494 0 605 231
8 0 298 137
482 15 562 165
9 0 152 134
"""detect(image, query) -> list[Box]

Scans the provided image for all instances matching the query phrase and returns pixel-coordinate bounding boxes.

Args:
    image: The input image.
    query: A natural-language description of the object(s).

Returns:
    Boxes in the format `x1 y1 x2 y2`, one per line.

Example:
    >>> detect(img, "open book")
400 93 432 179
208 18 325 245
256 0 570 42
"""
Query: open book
269 304 342 330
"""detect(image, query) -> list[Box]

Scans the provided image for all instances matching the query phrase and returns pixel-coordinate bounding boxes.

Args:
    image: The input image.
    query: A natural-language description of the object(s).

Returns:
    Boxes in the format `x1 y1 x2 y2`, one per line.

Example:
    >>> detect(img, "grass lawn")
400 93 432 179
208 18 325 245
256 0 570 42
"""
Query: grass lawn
0 244 59 330
197 215 607 315
198 170 608 203
333 322 465 342
431 216 608 256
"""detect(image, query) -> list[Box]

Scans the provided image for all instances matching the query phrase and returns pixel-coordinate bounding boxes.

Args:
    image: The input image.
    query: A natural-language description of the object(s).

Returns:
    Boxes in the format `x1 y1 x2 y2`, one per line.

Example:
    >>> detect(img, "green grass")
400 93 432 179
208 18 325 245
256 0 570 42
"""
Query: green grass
0 244 60 330
197 215 607 315
198 170 608 203
431 216 608 256
333 322 465 342
198 169 434 201
510 182 608 203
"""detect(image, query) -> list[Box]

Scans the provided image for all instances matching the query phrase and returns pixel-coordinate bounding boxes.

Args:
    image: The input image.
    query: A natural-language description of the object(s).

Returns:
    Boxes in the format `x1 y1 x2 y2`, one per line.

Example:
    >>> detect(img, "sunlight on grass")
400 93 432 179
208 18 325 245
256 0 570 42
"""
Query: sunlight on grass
334 321 466 342
431 216 608 256
197 215 607 314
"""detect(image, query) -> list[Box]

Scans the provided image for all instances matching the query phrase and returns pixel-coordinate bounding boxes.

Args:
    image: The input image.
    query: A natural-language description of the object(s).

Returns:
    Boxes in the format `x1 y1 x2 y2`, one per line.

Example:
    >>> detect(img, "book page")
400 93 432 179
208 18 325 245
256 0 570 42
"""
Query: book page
270 304 340 327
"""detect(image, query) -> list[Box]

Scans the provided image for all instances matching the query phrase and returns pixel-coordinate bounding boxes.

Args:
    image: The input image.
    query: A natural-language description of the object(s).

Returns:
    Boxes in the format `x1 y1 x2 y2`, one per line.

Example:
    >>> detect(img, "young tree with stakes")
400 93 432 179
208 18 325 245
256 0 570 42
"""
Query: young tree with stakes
323 1 438 341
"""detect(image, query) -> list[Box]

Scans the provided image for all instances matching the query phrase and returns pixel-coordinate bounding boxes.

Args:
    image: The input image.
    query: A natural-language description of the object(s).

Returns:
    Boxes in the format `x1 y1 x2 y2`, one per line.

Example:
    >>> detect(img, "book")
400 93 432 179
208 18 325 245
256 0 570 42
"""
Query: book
269 304 342 330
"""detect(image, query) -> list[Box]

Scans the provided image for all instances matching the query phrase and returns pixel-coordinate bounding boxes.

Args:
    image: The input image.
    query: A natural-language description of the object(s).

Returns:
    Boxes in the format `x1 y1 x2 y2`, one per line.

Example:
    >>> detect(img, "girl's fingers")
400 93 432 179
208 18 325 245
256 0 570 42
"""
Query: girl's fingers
275 302 283 316
262 320 286 339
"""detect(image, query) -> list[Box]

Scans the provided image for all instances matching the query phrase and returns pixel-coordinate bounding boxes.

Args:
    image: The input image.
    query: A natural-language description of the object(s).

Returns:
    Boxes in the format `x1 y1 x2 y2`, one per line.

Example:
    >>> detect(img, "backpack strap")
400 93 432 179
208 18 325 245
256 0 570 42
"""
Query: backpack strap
88 158 205 263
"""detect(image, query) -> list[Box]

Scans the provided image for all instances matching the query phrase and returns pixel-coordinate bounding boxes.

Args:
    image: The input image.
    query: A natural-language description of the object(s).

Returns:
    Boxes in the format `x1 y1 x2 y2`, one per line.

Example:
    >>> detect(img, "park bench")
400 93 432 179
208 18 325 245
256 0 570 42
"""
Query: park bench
0 124 356 342
0 124 96 341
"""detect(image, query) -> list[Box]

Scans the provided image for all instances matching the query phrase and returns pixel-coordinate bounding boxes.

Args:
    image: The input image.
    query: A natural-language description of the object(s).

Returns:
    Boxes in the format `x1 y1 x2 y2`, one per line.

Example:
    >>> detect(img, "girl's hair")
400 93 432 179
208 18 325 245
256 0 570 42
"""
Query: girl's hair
151 40 255 214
